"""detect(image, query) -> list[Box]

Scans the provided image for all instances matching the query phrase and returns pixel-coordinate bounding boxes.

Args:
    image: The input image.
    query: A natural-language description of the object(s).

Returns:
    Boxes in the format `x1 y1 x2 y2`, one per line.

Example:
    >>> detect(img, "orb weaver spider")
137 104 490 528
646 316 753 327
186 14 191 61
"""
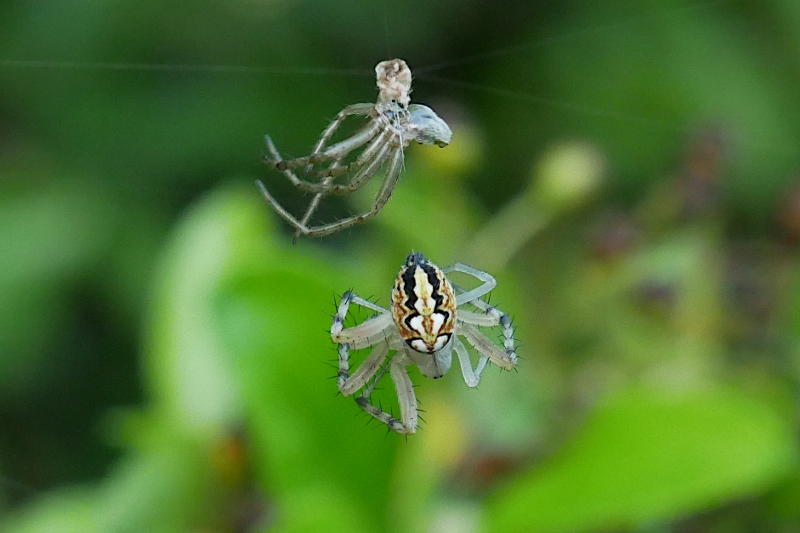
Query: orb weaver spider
332 252 517 434
256 59 452 241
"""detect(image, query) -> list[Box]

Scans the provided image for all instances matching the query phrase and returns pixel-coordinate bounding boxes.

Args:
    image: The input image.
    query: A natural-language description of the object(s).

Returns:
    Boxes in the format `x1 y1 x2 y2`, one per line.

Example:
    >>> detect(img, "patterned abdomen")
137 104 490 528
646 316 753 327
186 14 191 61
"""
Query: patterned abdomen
391 252 456 353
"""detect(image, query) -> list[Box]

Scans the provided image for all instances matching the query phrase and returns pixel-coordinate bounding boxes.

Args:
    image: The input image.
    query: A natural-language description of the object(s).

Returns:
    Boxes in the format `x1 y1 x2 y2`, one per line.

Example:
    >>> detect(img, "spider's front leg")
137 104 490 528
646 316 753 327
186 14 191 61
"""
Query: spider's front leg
355 351 419 434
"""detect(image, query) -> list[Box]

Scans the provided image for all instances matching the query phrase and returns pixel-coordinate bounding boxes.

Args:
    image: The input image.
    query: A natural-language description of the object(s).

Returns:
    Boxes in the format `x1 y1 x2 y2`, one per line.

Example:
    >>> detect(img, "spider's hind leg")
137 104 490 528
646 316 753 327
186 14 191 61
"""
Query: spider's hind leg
457 297 517 365
355 352 418 434
332 290 396 394
454 337 489 388
307 103 376 170
293 159 344 243
443 264 497 306
337 342 390 397
255 179 315 236
291 129 393 241
290 145 404 237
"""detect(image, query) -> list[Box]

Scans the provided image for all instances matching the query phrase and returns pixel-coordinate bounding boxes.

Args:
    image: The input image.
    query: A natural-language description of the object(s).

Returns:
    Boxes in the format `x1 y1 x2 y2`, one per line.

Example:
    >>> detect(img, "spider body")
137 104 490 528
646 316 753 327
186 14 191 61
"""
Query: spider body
256 59 452 240
332 252 517 434
391 252 456 356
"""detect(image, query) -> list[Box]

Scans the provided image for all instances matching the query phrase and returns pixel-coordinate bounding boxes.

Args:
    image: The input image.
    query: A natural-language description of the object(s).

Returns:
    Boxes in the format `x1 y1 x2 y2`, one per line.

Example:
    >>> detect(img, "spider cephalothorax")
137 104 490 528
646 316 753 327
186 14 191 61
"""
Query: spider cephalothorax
256 59 452 241
331 252 517 434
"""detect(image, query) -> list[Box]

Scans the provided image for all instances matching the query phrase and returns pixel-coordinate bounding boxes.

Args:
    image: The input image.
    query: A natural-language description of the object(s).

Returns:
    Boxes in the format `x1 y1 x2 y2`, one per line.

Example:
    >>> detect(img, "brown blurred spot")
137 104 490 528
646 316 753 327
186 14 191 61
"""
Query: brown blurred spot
678 127 728 218
591 213 640 259
778 181 800 244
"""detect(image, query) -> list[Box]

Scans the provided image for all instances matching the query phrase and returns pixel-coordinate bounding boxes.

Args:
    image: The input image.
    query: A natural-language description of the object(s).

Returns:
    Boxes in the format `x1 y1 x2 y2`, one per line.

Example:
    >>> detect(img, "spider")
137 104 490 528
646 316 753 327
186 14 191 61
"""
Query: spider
331 252 517 434
256 59 453 241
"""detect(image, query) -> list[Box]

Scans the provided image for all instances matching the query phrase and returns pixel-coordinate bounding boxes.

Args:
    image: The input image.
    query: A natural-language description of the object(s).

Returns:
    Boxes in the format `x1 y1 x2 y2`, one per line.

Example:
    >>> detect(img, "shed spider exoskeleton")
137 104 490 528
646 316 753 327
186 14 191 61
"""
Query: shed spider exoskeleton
256 59 453 241
331 252 517 435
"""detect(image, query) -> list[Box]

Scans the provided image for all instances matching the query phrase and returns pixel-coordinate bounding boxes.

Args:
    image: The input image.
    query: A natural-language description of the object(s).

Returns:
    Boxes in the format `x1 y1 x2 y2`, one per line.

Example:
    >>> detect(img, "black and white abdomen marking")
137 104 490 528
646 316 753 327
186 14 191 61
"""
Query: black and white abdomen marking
391 252 456 353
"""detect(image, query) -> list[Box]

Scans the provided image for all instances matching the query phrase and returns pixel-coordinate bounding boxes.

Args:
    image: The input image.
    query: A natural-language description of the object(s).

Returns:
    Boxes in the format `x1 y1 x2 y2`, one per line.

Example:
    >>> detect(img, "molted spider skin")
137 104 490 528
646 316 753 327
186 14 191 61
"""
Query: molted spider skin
257 59 453 239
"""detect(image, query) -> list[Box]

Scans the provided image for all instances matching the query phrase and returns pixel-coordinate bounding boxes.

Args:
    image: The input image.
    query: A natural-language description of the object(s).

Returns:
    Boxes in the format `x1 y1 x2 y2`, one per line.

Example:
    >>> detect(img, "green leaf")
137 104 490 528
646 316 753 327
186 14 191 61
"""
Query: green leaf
485 386 798 533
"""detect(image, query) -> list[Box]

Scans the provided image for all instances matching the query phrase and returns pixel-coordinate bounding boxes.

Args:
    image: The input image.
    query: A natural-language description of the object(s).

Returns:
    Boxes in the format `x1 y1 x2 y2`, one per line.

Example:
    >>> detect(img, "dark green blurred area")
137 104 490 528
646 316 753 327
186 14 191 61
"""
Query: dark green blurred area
2 0 800 532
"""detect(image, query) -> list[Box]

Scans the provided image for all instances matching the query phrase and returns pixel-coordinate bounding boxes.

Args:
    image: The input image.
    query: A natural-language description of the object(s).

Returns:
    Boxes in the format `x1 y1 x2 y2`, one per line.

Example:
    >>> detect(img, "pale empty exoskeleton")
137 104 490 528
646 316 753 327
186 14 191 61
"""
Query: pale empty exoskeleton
256 59 452 240
332 252 517 434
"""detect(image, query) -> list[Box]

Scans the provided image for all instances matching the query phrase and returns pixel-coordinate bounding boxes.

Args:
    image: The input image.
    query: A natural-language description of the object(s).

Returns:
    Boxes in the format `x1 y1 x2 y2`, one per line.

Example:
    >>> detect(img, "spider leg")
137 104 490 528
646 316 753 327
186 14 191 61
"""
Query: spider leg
331 290 389 321
309 103 375 166
256 179 320 235
338 341 390 396
295 146 405 237
267 133 393 195
459 323 517 371
289 107 378 237
331 290 394 351
292 158 345 243
258 145 403 237
297 173 335 222
455 309 501 327
450 285 505 327
327 140 392 191
258 179 358 239
454 337 488 388
336 317 396 350
264 133 386 196
360 354 392 398
355 351 418 434
270 120 381 170
459 297 516 361
305 127 393 179
442 264 498 306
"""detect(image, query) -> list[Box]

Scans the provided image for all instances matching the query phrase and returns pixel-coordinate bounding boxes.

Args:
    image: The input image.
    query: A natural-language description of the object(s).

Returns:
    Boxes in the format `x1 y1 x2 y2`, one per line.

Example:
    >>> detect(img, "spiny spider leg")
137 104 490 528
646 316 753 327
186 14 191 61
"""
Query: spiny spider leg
355 352 418 434
456 294 516 362
338 341 390 396
460 323 517 371
331 291 392 350
361 355 391 398
450 281 516 368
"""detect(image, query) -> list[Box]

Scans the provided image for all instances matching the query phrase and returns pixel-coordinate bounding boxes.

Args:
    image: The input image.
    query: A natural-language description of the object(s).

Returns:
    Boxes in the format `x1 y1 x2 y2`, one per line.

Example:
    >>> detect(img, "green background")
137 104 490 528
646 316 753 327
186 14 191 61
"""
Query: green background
1 1 800 531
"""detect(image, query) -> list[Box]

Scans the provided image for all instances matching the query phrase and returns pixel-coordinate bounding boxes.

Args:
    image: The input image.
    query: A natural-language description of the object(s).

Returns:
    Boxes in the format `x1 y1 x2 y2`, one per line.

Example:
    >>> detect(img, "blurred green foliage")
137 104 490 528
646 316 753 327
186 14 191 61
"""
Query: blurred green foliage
2 1 800 532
